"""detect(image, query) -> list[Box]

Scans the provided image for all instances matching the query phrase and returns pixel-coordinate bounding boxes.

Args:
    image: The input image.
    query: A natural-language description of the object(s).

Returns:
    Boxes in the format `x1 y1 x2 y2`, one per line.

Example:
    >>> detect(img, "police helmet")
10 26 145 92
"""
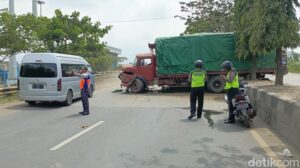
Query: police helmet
194 60 203 68
221 61 232 71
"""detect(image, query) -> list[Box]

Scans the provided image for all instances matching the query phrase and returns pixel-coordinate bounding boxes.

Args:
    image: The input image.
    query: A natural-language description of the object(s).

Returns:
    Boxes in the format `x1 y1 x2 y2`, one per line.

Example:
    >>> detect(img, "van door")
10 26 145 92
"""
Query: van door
20 63 59 96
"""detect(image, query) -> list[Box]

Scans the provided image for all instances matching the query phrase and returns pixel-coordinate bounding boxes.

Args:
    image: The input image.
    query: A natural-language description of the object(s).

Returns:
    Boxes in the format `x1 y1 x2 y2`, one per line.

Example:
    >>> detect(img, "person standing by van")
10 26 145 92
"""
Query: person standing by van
74 66 90 115
188 60 206 120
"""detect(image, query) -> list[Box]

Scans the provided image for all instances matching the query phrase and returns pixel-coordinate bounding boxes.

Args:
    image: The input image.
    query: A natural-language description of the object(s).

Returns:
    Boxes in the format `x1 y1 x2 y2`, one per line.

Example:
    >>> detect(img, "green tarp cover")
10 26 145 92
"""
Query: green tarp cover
155 33 275 75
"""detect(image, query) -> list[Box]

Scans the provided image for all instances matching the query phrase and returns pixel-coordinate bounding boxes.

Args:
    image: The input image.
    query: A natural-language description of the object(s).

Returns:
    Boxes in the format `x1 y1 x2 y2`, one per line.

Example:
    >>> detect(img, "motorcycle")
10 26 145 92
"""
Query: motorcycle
225 81 256 128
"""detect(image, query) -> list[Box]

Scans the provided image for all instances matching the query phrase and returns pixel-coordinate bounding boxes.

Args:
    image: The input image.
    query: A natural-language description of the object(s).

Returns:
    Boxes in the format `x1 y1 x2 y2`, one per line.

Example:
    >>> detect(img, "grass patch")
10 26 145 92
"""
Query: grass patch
288 59 300 73
0 93 21 104
112 89 123 93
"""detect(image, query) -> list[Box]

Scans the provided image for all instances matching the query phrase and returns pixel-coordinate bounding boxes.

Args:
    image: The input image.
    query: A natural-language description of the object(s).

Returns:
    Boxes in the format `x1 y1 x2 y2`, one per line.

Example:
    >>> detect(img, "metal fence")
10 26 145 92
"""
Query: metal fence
94 71 120 79
0 87 18 96
0 71 120 96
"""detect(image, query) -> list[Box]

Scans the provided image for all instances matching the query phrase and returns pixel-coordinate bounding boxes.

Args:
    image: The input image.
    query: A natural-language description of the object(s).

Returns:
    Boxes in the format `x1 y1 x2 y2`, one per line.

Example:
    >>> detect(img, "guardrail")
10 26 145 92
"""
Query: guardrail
0 86 18 96
94 71 120 79
0 71 120 96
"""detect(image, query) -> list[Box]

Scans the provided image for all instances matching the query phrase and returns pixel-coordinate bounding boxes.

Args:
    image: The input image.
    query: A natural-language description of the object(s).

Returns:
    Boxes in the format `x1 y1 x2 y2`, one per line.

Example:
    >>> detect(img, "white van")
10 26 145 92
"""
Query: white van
19 53 95 106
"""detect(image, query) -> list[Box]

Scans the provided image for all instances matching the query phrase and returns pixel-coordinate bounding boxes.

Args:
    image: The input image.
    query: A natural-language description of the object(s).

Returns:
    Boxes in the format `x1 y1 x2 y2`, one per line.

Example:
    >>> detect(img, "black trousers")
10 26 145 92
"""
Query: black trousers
81 89 89 113
190 87 205 116
227 88 239 121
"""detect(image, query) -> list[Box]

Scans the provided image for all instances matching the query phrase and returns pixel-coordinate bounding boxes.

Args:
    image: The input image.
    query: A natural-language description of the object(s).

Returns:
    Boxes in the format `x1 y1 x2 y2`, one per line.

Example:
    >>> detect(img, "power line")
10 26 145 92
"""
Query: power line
102 16 176 24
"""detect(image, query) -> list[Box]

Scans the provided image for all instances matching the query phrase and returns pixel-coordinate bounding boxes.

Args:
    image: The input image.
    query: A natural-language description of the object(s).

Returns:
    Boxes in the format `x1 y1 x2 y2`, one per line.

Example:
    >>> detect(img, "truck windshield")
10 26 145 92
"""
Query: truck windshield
20 63 57 78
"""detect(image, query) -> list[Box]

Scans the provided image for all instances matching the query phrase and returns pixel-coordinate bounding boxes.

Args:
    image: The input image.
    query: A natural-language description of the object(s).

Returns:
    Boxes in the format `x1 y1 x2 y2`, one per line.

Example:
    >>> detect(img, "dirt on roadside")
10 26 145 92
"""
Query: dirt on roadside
247 79 300 102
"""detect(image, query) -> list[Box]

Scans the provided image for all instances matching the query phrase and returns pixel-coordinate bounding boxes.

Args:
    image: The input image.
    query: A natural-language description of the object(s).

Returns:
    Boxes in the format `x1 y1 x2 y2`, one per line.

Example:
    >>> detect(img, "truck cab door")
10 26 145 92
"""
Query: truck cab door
136 58 155 82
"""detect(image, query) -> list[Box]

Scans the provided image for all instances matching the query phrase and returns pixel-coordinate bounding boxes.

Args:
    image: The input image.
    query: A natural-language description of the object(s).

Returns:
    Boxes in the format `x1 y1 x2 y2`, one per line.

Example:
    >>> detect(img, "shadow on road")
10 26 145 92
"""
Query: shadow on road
65 113 82 118
214 118 249 133
5 98 81 111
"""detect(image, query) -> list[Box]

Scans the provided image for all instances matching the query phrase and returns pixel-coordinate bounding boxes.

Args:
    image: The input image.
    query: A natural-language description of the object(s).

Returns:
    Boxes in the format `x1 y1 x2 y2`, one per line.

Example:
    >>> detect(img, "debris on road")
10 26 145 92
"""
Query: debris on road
280 148 293 158
80 125 89 129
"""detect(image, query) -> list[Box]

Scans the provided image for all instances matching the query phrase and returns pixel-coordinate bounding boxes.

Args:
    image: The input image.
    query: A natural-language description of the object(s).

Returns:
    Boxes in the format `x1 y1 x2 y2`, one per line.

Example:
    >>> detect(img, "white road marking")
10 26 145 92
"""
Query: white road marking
50 121 104 151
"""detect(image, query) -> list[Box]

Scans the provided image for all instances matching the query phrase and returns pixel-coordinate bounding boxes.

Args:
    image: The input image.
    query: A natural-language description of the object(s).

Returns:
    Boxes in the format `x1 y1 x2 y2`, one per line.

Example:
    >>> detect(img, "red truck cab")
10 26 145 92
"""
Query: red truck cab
119 53 156 92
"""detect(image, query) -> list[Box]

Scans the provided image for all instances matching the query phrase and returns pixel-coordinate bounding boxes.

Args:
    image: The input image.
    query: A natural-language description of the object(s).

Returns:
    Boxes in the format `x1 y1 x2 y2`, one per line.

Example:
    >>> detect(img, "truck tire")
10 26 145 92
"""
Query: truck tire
256 73 265 79
128 78 145 93
207 76 225 93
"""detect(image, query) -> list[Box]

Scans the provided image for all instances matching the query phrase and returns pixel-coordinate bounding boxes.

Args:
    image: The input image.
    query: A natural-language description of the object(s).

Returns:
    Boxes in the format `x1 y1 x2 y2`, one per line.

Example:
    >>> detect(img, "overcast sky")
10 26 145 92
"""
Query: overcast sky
0 0 188 62
1 0 300 62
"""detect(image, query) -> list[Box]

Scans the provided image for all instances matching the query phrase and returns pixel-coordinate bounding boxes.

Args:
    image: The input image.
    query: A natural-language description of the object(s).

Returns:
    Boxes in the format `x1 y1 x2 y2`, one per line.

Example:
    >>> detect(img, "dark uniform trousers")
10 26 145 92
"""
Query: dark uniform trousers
81 89 89 113
190 87 205 116
227 88 239 121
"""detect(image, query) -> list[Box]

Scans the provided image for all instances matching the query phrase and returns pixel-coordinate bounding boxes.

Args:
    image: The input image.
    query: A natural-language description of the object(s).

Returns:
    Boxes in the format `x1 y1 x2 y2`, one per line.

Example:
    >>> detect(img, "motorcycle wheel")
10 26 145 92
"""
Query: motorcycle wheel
244 116 250 128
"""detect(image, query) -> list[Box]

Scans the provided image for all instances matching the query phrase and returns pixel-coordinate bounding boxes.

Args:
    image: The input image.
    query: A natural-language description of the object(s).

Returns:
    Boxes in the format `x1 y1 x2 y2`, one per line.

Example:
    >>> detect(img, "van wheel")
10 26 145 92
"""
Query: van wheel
26 101 36 106
207 76 225 93
129 78 145 93
88 85 94 98
64 90 73 106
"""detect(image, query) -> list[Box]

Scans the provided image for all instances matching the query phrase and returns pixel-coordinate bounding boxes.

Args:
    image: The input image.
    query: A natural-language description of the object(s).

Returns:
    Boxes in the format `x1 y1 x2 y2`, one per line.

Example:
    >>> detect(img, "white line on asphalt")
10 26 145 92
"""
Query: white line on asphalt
50 121 104 151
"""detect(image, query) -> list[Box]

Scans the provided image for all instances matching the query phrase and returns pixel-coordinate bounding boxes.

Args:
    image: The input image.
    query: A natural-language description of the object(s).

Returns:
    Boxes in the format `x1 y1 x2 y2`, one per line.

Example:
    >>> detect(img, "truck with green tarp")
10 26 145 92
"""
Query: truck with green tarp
119 33 276 93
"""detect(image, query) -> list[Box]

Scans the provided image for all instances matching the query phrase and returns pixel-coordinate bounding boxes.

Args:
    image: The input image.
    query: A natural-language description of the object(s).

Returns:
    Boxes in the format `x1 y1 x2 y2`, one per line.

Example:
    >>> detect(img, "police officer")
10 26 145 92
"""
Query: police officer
188 60 206 120
74 66 91 115
221 61 239 124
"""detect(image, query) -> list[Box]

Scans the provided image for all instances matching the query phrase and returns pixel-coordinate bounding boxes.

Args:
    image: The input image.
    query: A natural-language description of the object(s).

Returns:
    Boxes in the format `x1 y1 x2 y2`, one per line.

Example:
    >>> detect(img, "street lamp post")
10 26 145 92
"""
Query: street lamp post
37 0 45 17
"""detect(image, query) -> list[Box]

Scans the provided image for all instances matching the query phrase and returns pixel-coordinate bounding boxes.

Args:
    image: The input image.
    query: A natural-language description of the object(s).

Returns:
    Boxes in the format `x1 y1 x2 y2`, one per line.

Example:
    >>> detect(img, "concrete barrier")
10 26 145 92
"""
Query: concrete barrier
247 86 300 150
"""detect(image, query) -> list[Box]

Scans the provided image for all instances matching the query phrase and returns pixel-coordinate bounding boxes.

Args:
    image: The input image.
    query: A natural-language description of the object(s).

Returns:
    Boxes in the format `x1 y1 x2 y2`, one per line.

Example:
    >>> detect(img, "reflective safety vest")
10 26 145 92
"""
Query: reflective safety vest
80 75 91 90
224 70 239 90
191 70 206 88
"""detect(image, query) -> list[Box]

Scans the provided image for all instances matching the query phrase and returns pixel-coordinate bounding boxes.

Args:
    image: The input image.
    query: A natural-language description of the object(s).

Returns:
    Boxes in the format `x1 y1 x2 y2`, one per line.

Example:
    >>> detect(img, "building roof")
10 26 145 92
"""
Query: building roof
107 46 122 55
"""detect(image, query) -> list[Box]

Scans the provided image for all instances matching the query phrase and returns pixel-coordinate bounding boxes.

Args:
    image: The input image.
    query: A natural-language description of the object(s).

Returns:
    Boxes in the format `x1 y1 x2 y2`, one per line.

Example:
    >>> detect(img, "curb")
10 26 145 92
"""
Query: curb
247 86 300 150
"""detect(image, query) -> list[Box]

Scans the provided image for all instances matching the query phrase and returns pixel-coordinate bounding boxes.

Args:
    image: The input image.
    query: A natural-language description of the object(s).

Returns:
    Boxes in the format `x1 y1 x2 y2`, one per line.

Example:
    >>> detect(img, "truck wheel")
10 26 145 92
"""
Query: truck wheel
207 76 225 93
244 115 250 128
129 78 145 93
256 73 265 79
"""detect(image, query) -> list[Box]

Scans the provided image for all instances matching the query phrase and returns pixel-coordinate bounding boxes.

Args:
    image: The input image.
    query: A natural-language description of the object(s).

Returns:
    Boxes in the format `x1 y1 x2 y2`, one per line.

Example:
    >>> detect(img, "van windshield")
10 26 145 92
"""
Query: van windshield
20 63 57 78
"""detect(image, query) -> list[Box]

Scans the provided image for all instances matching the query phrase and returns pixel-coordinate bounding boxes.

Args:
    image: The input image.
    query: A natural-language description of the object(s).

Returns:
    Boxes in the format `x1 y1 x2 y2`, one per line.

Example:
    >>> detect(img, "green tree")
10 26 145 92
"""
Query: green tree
16 14 51 52
0 12 51 61
234 0 300 85
234 0 258 79
0 10 113 71
177 0 234 34
41 10 111 58
0 12 28 62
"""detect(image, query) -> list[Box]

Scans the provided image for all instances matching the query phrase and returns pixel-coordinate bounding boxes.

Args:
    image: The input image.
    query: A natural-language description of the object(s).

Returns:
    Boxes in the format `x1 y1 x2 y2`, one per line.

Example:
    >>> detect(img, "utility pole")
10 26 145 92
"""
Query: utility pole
37 0 45 17
32 0 38 16
8 0 14 15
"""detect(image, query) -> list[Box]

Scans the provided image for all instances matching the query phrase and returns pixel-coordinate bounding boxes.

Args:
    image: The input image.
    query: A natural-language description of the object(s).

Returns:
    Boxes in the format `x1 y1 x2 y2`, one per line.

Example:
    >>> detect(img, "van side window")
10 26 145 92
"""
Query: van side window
87 65 93 72
61 64 75 77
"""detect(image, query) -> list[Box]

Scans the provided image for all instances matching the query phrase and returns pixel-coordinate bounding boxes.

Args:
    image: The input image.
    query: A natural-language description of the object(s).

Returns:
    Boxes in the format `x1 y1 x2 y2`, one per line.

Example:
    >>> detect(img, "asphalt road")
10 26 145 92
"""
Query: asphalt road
0 78 298 168
266 73 300 86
